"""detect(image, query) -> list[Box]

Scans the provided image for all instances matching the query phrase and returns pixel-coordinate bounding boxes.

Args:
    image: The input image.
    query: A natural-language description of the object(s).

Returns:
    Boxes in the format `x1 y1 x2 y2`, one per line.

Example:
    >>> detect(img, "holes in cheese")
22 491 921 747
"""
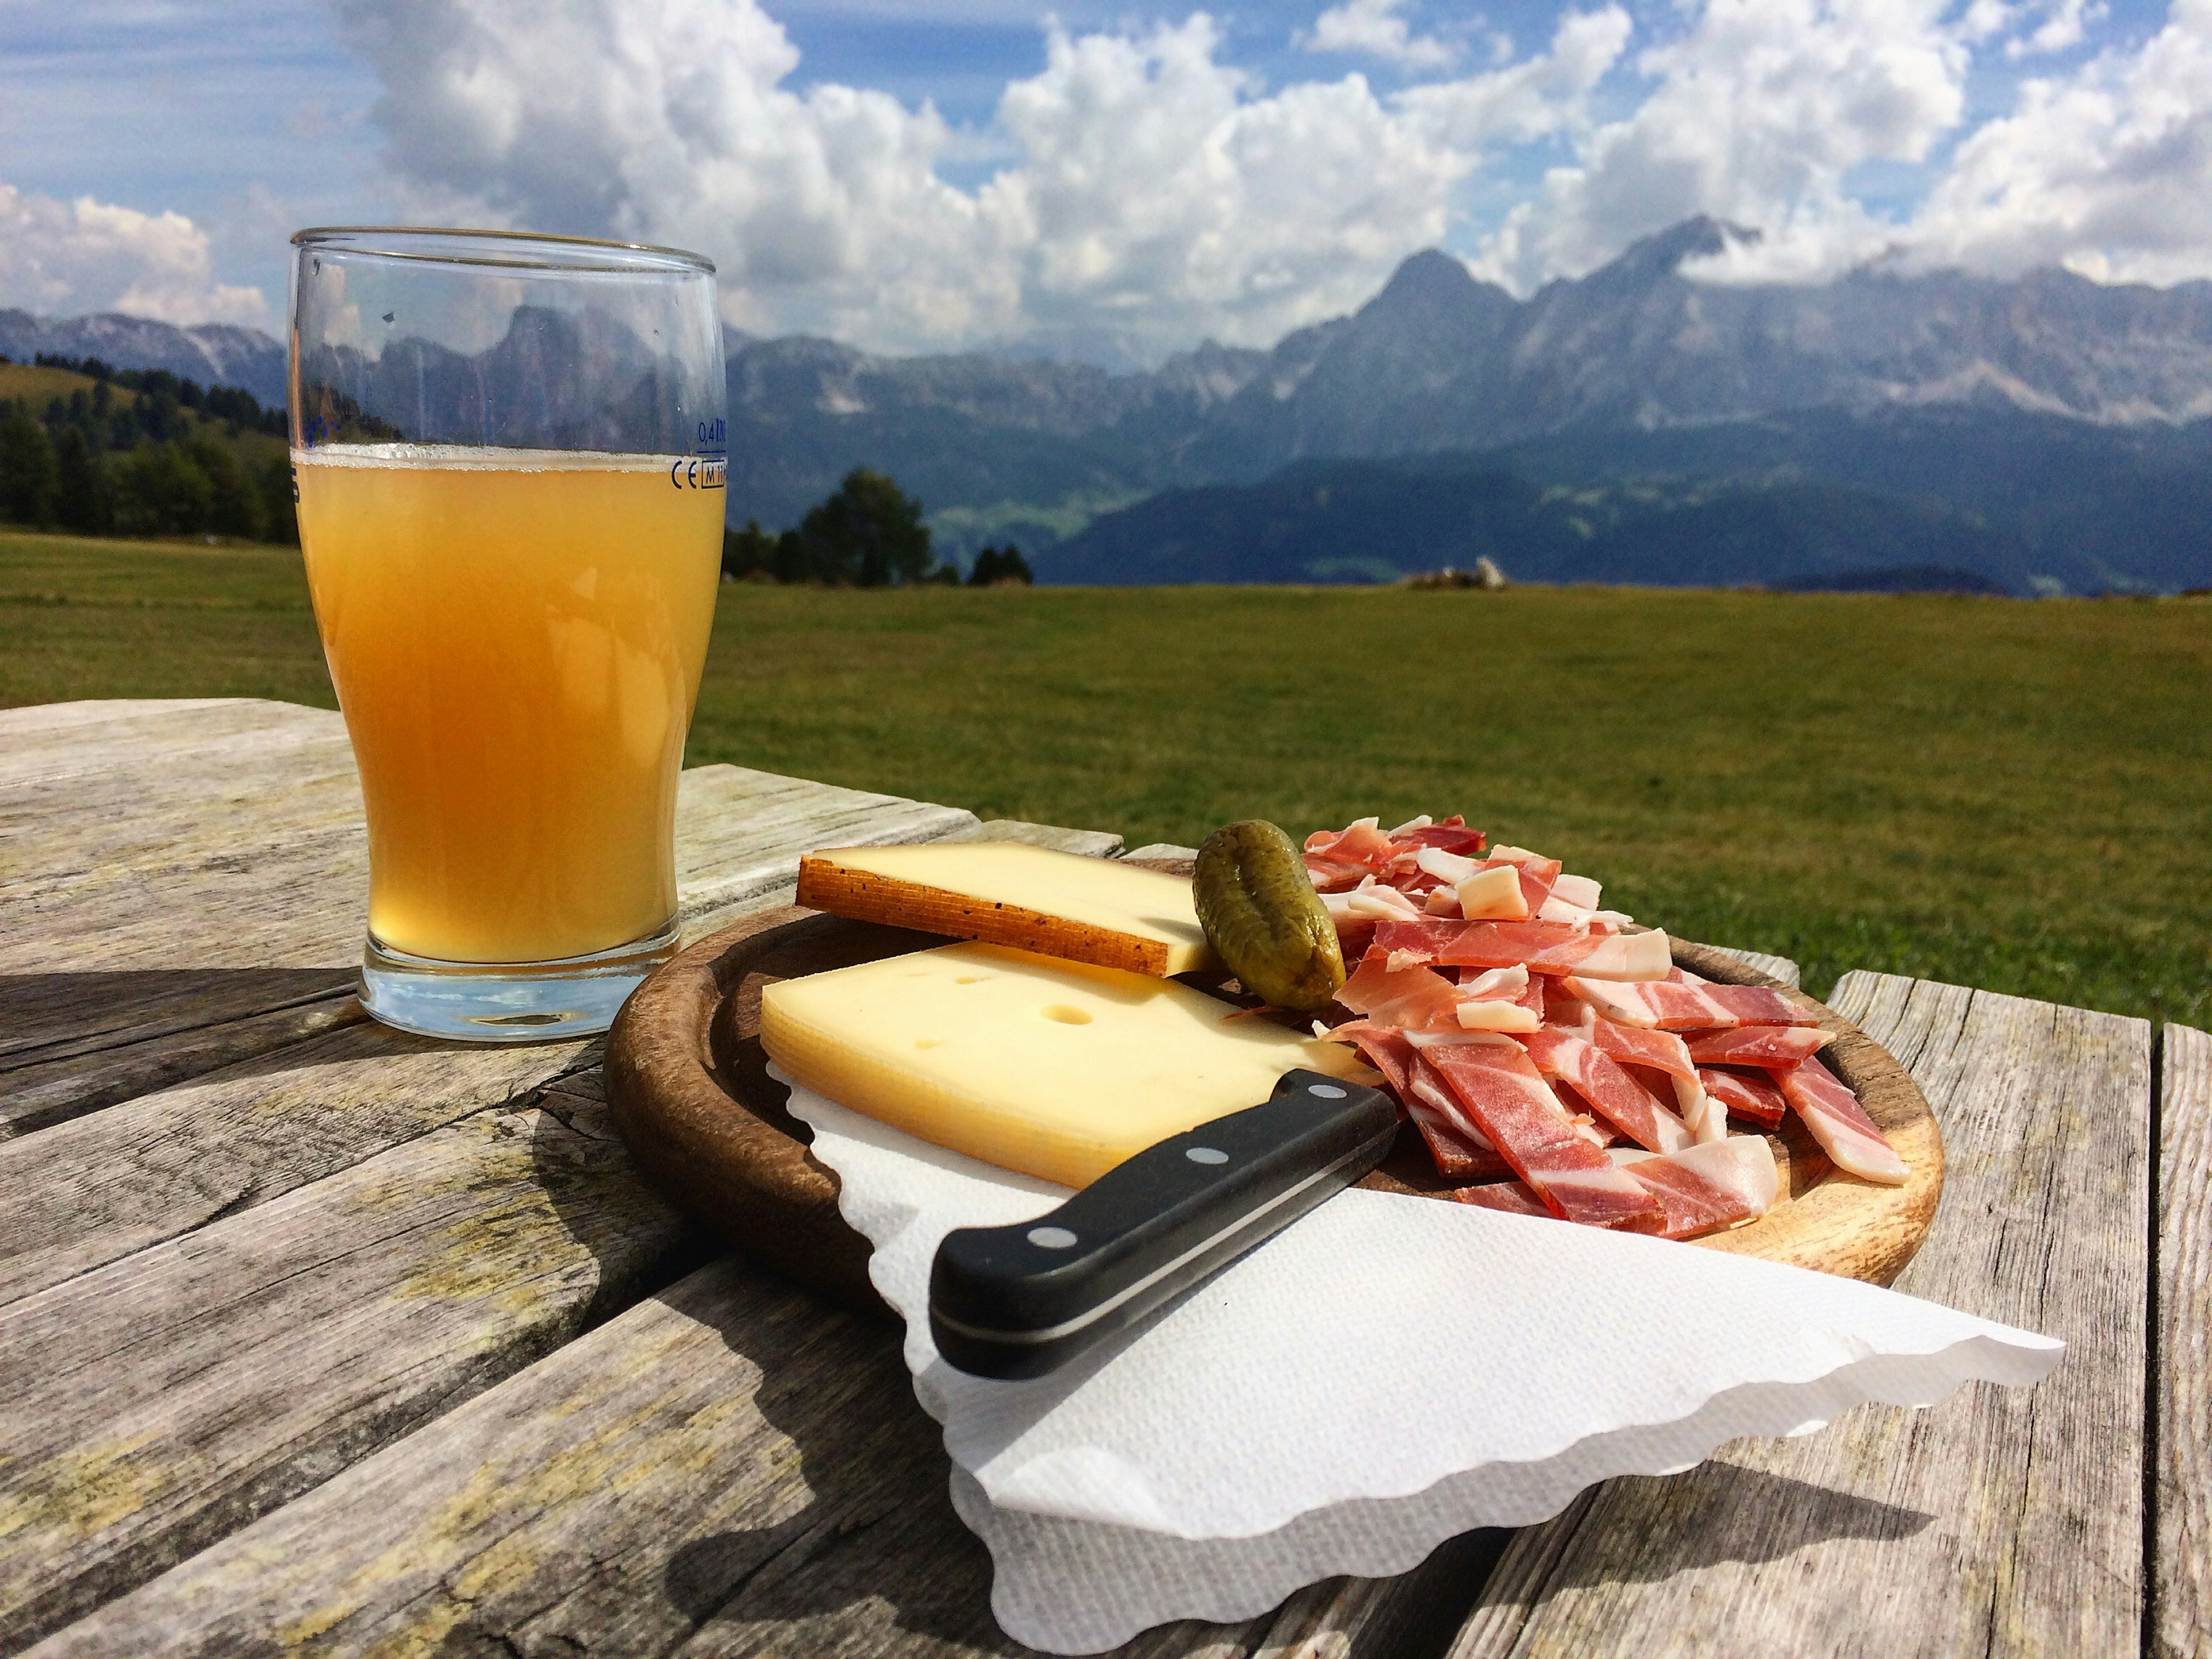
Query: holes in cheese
795 842 1217 976
759 941 1377 1189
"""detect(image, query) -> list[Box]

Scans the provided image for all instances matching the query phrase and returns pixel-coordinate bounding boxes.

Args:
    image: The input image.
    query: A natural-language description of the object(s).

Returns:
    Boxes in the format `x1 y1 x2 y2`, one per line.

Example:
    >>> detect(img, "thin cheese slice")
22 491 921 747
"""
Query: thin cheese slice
760 942 1375 1187
796 842 1217 975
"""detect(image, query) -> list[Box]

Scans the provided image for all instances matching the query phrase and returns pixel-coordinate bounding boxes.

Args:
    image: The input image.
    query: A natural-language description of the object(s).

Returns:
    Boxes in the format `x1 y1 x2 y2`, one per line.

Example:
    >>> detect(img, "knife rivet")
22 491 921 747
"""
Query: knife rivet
1186 1146 1229 1165
1307 1084 1348 1099
1027 1226 1078 1249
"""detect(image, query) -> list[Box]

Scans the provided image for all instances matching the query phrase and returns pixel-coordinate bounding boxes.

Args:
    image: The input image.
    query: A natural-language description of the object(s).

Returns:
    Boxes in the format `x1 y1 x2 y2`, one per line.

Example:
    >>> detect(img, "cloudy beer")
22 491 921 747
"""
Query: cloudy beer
296 446 723 965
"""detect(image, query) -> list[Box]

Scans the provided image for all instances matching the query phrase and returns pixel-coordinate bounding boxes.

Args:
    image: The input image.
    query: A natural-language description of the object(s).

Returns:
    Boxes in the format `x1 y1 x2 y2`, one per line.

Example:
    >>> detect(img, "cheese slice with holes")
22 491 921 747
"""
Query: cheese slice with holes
796 842 1216 976
760 942 1375 1187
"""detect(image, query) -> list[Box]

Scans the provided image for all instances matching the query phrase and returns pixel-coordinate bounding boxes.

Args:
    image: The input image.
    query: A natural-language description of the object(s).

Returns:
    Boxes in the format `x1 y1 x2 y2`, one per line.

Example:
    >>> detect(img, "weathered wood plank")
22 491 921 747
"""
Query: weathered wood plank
1446 972 2150 1659
25 1254 1491 1659
1122 842 1199 862
0 781 1006 1298
0 699 329 790
944 818 1125 858
0 1024 601 1309
0 698 244 744
0 967 357 1070
672 764 978 935
2157 1021 2211 1659
1703 945 1800 988
0 1082 702 1653
0 984 365 1139
1 728 976 1135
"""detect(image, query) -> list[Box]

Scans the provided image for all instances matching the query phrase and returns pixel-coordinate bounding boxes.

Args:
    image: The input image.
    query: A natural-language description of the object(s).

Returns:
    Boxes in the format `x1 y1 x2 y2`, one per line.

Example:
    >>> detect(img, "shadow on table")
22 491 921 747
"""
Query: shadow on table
644 1253 1936 1659
1477 1459 1933 1607
0 968 366 1135
654 1272 1038 1654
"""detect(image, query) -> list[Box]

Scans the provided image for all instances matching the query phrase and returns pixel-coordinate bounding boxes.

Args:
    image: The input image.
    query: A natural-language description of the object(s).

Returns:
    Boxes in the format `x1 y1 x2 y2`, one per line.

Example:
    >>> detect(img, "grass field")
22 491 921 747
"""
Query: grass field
5 528 2206 1029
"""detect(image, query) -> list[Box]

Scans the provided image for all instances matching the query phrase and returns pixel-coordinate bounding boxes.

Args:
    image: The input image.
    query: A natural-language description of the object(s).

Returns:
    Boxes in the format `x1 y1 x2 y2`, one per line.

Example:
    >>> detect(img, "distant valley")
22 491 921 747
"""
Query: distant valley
16 216 2212 592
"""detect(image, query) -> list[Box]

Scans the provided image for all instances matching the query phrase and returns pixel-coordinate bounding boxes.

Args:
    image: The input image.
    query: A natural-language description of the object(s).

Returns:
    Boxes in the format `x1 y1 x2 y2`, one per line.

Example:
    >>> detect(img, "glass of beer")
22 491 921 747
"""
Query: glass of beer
289 228 727 1041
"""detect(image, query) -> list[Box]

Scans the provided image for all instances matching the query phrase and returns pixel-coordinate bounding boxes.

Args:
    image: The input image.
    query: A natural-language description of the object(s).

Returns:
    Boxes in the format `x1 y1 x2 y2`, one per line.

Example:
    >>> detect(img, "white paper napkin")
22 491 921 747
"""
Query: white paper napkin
777 1074 2061 1654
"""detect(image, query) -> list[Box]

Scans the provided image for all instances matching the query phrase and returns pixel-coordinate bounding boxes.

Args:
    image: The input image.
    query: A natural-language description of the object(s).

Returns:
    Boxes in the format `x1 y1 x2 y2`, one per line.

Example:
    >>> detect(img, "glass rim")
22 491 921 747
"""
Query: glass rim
291 225 715 276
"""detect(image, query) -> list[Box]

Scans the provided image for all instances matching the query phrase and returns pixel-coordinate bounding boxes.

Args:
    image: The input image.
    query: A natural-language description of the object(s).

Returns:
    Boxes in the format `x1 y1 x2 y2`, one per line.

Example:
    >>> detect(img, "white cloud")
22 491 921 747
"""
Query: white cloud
329 0 1628 357
1910 0 2212 283
0 183 271 326
2006 0 2108 58
1304 0 1460 71
1475 0 1971 291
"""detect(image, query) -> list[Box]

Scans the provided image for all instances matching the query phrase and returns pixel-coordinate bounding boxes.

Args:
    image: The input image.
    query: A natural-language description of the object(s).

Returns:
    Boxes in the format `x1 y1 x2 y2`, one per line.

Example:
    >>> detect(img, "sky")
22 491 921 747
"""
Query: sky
0 0 2205 364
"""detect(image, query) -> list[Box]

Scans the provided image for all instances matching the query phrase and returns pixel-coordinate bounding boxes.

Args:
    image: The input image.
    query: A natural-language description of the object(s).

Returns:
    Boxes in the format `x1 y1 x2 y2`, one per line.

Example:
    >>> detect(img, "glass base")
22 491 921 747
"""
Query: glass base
358 917 681 1043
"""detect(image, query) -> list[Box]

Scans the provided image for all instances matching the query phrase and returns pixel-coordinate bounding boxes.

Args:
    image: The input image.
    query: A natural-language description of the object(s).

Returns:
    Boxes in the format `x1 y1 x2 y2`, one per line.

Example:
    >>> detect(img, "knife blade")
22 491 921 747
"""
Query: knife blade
928 1067 1398 1378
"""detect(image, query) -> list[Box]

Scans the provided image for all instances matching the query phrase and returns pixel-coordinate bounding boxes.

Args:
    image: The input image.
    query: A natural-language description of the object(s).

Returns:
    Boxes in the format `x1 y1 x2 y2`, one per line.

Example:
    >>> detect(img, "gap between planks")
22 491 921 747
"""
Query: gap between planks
0 806 1116 1649
1446 972 2152 1659
21 1252 1498 1659
2155 1021 2210 1659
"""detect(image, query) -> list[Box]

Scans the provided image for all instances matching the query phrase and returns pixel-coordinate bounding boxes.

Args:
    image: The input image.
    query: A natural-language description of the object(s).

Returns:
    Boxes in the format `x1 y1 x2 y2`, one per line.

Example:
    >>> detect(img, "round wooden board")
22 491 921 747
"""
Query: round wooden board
607 885 1944 1313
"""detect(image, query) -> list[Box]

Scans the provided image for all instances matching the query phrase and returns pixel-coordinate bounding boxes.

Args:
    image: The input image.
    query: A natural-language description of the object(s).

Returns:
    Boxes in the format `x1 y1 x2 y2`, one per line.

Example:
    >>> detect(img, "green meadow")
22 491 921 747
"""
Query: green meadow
5 528 2206 1028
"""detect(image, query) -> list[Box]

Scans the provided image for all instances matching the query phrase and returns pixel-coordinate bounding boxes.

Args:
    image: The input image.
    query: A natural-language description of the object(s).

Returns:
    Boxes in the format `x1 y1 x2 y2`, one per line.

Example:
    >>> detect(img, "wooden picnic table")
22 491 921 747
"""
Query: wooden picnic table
0 696 2199 1659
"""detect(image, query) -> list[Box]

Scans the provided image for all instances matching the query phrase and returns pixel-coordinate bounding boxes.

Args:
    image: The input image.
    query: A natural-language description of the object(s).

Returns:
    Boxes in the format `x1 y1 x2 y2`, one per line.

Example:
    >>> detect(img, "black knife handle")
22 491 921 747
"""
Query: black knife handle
928 1069 1398 1379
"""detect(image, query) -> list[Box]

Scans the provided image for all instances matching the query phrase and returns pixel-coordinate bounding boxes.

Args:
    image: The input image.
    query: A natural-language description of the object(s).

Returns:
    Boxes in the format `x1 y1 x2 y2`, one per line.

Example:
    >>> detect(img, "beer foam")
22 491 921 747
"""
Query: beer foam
291 444 691 473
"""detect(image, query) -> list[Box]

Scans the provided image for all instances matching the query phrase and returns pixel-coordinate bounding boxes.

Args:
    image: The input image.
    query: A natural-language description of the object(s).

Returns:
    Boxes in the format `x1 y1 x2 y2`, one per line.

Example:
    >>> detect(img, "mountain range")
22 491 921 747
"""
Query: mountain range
14 217 2212 590
0 309 287 409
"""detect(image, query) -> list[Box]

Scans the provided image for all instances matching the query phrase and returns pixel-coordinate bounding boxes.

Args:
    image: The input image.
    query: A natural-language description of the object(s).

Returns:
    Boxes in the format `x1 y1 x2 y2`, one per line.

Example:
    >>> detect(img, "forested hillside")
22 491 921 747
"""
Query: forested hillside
0 357 295 544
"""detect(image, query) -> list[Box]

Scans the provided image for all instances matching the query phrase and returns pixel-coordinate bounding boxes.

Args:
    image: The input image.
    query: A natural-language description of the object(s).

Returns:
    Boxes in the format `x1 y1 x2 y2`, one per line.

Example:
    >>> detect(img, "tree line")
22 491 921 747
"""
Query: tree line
722 467 1032 586
1 366 1035 586
0 354 296 543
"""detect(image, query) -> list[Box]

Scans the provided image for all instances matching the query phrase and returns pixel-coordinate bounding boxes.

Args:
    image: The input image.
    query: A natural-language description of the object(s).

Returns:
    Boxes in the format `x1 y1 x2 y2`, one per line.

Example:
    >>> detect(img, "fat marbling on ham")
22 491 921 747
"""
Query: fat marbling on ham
1298 811 1910 1234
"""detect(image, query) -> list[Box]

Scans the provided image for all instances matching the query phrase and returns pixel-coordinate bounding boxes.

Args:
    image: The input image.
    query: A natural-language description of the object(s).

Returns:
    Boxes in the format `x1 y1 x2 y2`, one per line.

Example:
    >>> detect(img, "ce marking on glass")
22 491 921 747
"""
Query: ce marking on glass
675 416 728 490
672 454 728 491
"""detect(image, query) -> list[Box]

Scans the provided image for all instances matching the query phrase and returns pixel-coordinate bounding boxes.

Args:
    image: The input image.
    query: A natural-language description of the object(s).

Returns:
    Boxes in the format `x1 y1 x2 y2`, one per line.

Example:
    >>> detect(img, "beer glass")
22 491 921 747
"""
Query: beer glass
290 228 727 1041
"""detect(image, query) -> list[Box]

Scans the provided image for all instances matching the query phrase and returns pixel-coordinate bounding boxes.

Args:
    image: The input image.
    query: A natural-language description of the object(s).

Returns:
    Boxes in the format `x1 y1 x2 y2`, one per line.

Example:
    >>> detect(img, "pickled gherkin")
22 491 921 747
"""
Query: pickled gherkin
1193 820 1346 1012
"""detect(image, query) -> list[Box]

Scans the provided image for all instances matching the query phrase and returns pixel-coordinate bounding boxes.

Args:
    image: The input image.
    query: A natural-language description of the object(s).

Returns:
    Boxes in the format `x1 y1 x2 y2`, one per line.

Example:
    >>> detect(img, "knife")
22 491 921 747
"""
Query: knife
928 1068 1399 1378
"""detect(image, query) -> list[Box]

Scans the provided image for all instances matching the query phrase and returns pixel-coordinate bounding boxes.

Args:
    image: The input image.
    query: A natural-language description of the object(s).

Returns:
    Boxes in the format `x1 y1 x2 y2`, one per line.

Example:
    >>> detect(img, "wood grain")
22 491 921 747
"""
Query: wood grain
1702 945 1800 988
0 1023 599 1310
2157 1021 2211 1659
24 1253 1490 1659
0 1080 702 1653
0 974 362 1138
1446 972 2150 1659
946 819 1125 858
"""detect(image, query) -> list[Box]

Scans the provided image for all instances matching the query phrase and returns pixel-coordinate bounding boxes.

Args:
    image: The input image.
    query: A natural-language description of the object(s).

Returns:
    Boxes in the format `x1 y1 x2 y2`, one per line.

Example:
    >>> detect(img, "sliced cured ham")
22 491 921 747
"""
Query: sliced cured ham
1319 877 1426 924
1517 1028 1695 1153
1404 1057 1513 1180
1335 950 1469 1034
1562 975 1818 1031
1541 979 1596 1033
1608 1137 1779 1239
1512 856 1561 916
1452 1180 1550 1218
1326 1018 1416 1099
1683 1025 1836 1069
1550 872 1601 911
1588 1017 1696 1081
1423 1043 1666 1232
1391 817 1487 857
1781 1059 1909 1185
1303 819 1396 890
1455 863 1529 920
1414 844 1482 885
1453 965 1544 1033
1441 922 1672 982
1671 1070 1725 1143
1700 1065 1787 1130
1368 918 1463 964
